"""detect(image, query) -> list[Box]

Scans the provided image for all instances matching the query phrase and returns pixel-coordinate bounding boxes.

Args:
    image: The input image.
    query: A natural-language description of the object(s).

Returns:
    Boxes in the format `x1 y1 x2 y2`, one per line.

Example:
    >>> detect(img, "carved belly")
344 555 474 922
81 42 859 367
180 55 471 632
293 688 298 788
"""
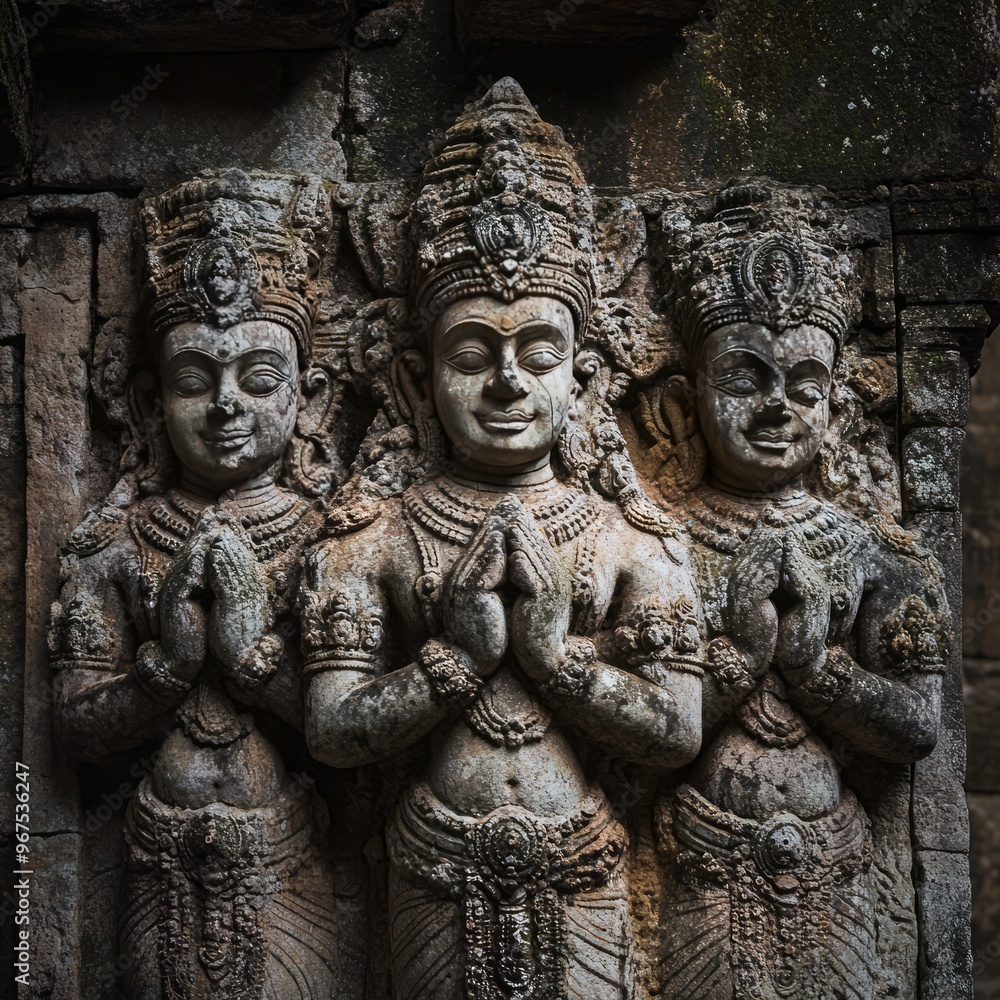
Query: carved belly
689 723 843 821
426 668 591 816
151 726 287 810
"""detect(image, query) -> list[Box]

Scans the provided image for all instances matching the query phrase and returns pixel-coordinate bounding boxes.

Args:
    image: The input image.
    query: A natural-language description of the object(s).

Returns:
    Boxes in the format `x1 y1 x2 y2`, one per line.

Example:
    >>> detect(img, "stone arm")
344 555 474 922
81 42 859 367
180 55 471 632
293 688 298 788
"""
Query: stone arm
51 550 180 762
781 550 945 764
542 534 704 769
301 543 451 768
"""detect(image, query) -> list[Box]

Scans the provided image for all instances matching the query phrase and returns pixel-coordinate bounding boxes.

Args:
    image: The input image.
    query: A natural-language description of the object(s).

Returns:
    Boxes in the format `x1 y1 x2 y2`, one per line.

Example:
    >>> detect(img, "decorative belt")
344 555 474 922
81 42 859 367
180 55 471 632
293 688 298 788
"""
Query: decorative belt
388 782 627 1000
672 782 871 899
124 775 319 1000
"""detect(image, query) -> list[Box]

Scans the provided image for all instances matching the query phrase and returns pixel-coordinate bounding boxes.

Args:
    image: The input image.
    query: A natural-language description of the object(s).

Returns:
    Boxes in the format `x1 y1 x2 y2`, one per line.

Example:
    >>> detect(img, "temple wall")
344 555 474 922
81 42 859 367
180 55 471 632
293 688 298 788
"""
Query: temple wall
1 1 999 997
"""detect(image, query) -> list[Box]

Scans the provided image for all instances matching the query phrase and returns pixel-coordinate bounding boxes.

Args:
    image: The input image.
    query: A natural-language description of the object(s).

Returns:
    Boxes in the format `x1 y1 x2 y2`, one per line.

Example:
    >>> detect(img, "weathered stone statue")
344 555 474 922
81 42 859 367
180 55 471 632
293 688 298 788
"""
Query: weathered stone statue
49 170 355 999
639 187 950 999
302 79 705 1000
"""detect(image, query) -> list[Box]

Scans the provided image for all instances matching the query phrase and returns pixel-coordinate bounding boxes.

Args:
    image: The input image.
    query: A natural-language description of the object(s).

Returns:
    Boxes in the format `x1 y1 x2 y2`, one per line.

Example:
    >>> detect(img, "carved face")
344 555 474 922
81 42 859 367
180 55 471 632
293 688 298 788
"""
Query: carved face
432 296 576 474
695 322 835 491
159 320 301 491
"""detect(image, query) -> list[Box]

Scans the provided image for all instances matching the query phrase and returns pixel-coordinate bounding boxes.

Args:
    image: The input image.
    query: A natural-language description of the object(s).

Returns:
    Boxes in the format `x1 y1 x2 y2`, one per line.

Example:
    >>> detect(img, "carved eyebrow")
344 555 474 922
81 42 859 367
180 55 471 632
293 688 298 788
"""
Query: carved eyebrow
709 348 773 369
786 357 833 377
440 318 568 340
165 347 291 370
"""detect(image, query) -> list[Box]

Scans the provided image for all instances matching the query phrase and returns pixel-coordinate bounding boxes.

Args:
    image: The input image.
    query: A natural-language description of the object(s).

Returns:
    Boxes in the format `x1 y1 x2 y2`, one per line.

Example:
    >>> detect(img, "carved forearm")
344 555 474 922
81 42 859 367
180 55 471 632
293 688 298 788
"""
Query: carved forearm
305 663 452 768
55 667 177 762
555 661 703 767
786 649 941 763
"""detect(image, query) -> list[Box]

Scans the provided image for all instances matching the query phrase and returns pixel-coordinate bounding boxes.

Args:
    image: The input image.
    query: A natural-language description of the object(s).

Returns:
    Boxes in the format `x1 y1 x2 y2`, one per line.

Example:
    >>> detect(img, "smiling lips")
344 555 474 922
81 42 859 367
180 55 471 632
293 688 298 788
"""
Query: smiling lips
475 409 535 434
746 427 797 451
201 428 253 450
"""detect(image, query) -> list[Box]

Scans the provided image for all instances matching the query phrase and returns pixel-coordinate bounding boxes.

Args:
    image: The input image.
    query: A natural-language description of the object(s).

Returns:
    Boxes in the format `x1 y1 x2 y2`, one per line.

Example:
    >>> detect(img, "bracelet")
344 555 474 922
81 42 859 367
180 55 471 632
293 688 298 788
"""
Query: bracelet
418 639 483 707
134 641 193 704
537 637 596 707
705 636 756 699
796 647 854 710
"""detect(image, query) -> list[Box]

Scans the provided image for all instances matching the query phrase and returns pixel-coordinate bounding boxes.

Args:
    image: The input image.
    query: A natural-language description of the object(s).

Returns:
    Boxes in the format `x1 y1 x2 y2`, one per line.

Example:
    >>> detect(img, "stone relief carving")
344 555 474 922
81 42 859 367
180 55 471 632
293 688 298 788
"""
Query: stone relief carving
304 78 705 1000
50 170 364 999
48 84 955 1000
637 184 950 999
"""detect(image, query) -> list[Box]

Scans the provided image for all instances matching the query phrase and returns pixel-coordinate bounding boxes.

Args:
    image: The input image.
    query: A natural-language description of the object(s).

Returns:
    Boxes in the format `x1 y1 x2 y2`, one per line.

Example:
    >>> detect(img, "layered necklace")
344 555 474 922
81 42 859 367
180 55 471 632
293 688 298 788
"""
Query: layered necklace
403 474 600 548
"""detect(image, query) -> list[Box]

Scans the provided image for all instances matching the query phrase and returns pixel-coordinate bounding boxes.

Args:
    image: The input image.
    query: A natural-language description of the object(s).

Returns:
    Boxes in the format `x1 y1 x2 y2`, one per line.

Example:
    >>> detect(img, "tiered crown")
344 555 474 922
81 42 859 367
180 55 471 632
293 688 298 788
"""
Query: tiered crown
666 182 861 360
141 169 330 360
411 77 598 335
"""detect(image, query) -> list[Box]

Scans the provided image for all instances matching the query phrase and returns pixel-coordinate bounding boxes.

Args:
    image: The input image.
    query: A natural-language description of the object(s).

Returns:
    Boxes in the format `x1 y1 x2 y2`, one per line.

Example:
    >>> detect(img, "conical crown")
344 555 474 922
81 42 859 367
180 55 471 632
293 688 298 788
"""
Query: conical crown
411 77 598 334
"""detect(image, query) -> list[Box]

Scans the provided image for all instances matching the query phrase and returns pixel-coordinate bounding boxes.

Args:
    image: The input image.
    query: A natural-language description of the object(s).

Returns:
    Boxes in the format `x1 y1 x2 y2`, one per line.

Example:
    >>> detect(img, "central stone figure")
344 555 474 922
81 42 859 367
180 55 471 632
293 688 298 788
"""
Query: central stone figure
302 79 705 1000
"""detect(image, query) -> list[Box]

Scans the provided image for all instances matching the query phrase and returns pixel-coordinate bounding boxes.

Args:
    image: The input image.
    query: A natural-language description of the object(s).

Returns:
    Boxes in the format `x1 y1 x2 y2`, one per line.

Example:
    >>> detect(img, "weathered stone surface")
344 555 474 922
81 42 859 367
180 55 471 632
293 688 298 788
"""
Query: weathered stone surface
916 850 974 1000
900 304 993 359
893 181 1000 234
969 793 1000 994
902 426 965 512
21 223 94 836
32 50 347 189
897 232 1000 304
345 0 465 183
20 834 83 1000
0 0 31 189
16 0 355 52
860 244 896 331
0 1 986 992
0 335 25 1000
902 350 971 427
456 0 703 46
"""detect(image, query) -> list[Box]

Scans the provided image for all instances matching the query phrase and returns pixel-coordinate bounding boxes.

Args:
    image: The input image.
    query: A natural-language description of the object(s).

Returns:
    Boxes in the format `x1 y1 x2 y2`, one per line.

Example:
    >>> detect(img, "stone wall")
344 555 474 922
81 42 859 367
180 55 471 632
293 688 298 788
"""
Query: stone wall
965 329 1000 1000
2 1 999 998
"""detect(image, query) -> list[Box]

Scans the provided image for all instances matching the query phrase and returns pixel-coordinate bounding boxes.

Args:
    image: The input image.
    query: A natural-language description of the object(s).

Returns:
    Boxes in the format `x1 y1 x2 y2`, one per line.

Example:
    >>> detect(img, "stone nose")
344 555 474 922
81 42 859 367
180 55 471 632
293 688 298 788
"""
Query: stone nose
208 391 245 417
486 363 527 399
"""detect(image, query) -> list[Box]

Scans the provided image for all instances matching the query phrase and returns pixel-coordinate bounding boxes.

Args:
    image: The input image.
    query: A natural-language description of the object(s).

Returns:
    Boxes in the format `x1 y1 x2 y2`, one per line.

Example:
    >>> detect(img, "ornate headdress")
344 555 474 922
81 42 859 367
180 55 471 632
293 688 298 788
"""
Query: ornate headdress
141 169 331 360
665 182 861 361
410 77 599 335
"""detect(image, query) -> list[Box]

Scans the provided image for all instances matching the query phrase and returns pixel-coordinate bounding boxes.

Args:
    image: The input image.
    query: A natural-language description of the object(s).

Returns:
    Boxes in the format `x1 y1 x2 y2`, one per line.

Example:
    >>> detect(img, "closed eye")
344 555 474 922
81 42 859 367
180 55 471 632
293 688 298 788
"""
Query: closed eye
787 379 828 407
168 370 213 396
240 365 289 396
710 371 764 396
444 345 493 374
517 344 568 374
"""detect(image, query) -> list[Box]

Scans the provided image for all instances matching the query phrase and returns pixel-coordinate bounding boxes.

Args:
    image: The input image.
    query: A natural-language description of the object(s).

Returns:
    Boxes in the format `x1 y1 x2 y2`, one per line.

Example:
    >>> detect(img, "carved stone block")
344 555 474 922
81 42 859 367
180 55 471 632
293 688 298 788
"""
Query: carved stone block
901 350 970 428
903 426 965 512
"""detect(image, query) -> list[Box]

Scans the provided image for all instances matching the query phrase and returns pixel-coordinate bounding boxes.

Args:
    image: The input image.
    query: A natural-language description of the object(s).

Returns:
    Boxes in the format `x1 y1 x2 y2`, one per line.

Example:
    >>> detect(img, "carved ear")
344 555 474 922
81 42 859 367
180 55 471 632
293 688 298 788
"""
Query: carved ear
663 374 698 441
635 375 706 499
392 350 435 419
387 350 446 476
122 368 174 494
284 365 347 496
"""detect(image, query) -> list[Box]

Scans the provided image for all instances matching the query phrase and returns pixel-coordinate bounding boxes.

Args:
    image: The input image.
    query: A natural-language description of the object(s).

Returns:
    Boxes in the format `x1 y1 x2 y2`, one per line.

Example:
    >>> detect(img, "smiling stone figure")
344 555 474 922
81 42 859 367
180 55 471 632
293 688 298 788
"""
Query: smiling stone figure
48 171 358 1000
640 188 951 999
301 79 706 1000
